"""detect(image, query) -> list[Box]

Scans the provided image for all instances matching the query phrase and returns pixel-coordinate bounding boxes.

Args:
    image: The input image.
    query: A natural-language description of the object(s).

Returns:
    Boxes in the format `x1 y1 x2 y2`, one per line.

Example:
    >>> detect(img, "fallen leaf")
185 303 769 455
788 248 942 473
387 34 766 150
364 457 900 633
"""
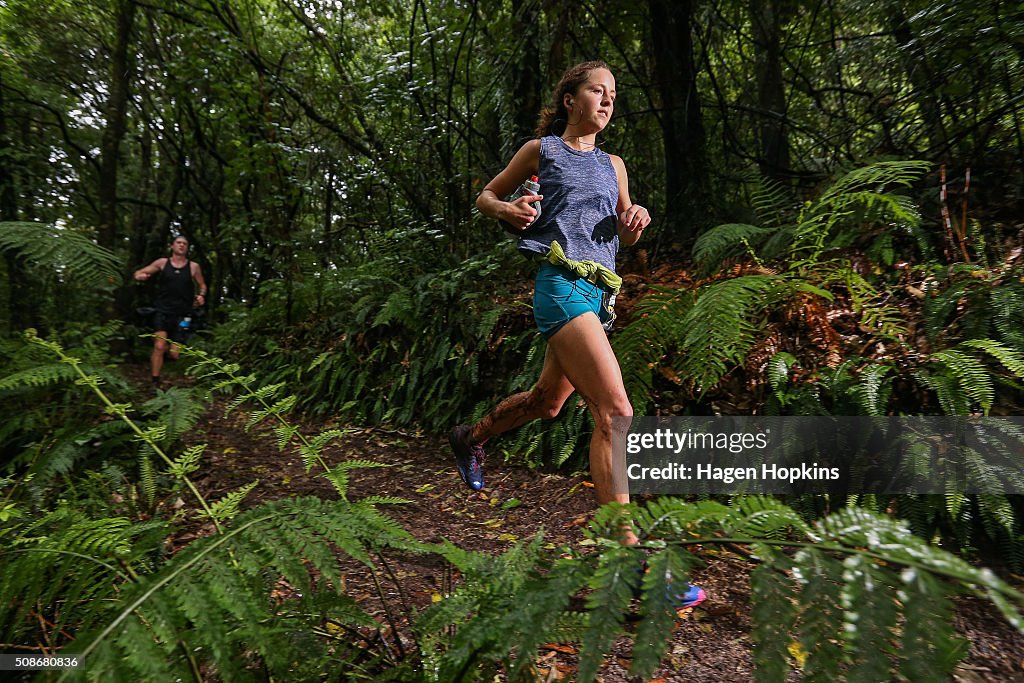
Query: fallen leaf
787 640 808 670
539 643 577 655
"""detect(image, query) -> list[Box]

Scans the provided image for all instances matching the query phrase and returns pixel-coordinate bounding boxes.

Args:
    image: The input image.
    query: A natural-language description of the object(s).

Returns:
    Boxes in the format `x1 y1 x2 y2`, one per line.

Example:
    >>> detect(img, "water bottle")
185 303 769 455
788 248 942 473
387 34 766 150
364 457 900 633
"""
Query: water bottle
500 175 542 235
600 293 617 332
178 316 192 333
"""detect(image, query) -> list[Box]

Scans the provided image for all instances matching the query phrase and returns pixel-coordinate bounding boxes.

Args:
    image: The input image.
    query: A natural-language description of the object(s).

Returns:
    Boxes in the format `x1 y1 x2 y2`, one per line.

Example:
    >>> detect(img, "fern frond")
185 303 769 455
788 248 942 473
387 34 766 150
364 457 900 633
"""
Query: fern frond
767 352 797 394
725 495 814 539
0 363 77 392
677 275 785 392
751 559 798 681
372 287 413 327
749 176 791 229
138 447 157 507
692 223 775 273
817 160 932 203
962 339 1024 379
838 552 898 680
322 459 391 498
631 546 700 677
248 394 298 428
930 349 995 414
851 363 893 416
900 569 968 680
167 444 206 479
914 369 970 416
200 480 260 521
578 545 642 682
0 221 122 290
613 285 696 413
795 548 844 680
141 386 207 442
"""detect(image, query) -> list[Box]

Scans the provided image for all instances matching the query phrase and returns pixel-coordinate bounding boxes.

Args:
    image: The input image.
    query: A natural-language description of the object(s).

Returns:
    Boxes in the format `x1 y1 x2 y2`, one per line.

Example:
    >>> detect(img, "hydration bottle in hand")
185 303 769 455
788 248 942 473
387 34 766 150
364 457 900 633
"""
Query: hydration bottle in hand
500 175 541 236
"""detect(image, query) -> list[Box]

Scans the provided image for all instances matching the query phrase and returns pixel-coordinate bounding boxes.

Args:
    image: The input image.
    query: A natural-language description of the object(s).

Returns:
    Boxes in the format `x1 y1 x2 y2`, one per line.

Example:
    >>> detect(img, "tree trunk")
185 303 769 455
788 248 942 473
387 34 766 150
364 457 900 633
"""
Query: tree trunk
96 0 137 250
0 69 34 333
888 6 949 158
749 0 792 181
648 0 710 243
510 0 541 151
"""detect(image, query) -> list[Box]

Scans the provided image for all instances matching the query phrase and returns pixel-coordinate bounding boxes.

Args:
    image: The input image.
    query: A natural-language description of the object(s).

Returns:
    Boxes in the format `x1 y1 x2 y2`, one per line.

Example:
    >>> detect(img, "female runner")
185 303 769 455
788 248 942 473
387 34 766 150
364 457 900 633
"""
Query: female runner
450 60 705 607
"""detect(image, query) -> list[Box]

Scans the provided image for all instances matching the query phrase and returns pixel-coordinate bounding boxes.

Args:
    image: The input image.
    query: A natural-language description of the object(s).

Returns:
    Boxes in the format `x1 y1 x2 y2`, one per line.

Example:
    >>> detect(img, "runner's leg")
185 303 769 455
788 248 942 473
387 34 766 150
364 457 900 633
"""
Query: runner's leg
151 332 169 379
469 345 575 443
545 311 632 507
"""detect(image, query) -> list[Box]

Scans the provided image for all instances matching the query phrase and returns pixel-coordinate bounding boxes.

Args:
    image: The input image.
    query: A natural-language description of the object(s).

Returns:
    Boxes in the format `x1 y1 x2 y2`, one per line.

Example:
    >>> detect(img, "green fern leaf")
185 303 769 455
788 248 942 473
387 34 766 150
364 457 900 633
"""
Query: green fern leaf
678 275 783 392
0 221 122 290
931 349 994 413
167 444 206 478
692 223 775 272
578 545 642 682
632 547 699 677
200 480 260 521
0 363 77 392
751 559 798 681
962 339 1024 379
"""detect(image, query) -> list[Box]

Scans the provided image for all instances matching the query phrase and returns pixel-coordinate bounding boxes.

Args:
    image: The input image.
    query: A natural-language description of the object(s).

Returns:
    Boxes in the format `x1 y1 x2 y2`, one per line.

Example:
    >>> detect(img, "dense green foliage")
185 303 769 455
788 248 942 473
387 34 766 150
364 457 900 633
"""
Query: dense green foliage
2 340 1022 680
1 0 1023 678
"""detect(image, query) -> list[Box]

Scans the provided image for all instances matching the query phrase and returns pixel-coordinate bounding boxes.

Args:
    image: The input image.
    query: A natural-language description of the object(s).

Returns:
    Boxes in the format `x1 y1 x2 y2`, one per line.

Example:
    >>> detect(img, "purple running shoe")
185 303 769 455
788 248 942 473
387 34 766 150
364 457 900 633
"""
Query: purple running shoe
449 425 485 490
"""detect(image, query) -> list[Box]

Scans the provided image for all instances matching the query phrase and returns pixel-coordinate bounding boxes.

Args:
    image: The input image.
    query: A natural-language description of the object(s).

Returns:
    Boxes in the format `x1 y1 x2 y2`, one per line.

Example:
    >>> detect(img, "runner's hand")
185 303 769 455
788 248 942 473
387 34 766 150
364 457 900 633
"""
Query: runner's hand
618 204 651 234
502 194 544 231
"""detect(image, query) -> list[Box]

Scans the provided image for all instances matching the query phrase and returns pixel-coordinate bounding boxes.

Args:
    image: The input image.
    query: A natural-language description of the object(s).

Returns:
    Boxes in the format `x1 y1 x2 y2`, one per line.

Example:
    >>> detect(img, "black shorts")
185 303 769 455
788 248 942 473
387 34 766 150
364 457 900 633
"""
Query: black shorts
152 310 187 342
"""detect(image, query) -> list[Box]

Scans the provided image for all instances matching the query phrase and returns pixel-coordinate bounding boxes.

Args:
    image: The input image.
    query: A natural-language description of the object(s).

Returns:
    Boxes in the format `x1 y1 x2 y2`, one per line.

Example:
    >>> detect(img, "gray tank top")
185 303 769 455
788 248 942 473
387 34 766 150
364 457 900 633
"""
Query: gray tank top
518 135 620 272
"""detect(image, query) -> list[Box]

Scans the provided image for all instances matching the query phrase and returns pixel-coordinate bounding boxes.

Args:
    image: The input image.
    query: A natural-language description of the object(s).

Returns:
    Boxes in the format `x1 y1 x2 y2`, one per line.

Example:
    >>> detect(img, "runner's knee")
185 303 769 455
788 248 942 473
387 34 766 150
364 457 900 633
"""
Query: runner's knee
591 395 633 432
528 383 569 419
537 397 564 420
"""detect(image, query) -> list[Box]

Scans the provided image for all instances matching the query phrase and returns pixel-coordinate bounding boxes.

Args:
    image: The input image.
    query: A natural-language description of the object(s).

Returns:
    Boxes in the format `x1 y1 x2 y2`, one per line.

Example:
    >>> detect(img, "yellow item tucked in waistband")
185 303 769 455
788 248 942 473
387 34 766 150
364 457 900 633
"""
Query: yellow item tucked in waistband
543 241 621 295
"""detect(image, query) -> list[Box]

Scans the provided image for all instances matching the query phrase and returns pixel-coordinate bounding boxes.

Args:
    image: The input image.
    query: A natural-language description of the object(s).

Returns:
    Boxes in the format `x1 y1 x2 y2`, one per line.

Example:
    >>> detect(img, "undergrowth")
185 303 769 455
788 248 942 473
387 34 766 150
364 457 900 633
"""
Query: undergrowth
3 335 1024 681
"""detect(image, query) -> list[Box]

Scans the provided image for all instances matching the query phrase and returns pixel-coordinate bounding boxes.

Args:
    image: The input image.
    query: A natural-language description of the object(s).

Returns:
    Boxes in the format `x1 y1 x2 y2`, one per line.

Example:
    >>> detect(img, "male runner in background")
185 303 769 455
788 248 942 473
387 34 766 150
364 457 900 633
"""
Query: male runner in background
133 235 207 386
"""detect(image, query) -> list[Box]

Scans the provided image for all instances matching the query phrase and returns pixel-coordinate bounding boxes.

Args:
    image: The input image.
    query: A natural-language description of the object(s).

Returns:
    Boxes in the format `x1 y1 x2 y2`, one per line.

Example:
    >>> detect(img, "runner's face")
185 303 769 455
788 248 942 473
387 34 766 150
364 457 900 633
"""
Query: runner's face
171 238 189 256
566 68 616 134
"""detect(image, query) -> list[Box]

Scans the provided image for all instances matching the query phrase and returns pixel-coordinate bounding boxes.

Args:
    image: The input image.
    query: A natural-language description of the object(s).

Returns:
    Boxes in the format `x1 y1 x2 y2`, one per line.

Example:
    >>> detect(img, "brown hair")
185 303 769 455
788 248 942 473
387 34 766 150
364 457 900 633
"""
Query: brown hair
534 60 611 138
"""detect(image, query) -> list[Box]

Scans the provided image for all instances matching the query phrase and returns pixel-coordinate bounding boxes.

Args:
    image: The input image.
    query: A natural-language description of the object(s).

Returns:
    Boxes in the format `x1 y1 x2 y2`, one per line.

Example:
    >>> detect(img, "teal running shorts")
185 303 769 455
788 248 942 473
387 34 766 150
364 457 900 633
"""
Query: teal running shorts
533 262 606 339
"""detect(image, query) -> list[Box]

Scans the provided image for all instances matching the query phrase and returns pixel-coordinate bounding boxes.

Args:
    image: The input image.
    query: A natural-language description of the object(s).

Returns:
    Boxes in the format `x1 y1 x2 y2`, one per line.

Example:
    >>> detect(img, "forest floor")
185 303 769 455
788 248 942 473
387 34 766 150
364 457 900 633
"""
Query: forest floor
141 364 1024 683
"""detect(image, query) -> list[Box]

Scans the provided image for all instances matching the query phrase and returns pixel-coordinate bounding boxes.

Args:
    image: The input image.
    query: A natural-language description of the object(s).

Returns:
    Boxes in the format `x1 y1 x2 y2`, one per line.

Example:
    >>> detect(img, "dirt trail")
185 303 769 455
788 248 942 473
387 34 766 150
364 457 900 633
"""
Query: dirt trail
155 372 1024 682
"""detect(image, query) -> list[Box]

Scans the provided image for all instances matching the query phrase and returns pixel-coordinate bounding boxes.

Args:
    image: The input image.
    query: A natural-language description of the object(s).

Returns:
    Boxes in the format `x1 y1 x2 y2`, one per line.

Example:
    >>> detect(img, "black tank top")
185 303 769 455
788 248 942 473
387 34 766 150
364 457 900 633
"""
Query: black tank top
155 258 193 315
